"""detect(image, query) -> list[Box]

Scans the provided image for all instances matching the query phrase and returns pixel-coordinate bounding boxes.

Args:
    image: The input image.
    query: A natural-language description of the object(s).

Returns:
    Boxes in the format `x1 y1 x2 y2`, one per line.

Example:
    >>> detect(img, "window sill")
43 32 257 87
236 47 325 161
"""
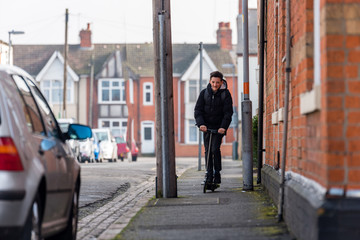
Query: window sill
300 85 321 115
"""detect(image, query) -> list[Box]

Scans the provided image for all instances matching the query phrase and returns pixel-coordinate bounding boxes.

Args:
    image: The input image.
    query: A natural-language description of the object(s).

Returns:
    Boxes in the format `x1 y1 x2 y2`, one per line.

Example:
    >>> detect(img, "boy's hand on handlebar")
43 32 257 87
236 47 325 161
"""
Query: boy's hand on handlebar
218 128 226 134
200 125 207 132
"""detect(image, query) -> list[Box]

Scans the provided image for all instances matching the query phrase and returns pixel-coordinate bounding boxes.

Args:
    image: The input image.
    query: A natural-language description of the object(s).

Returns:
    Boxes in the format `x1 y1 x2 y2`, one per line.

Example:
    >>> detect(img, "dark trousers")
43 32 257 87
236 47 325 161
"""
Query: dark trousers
203 131 224 176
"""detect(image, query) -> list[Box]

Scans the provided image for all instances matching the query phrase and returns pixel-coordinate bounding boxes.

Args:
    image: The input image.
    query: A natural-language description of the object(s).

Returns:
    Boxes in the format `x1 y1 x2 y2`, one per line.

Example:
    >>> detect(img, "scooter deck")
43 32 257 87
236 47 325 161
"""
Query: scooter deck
203 182 220 193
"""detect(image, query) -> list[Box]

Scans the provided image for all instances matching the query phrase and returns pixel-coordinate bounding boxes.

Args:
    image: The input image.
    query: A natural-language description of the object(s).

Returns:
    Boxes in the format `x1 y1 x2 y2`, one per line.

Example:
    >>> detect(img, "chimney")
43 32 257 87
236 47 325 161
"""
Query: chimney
216 22 232 50
239 0 242 14
79 23 92 48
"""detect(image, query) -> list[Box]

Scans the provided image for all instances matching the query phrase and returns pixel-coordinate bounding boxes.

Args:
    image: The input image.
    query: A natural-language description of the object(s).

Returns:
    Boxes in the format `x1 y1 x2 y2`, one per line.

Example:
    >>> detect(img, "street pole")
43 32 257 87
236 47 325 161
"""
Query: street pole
257 0 266 184
63 8 69 118
153 0 177 198
88 54 94 127
232 66 239 160
241 0 253 191
198 42 203 171
158 12 170 198
8 32 12 65
8 30 25 65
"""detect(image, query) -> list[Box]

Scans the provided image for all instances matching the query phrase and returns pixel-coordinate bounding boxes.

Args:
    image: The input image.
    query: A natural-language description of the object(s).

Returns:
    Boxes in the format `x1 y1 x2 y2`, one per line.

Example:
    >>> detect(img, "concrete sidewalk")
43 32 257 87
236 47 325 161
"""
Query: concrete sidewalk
110 159 294 240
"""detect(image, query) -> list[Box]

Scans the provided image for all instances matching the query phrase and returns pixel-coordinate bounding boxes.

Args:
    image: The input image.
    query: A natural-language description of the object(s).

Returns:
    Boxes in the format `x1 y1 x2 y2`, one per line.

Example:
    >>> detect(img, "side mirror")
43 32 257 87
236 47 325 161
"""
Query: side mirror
66 124 92 140
39 138 57 154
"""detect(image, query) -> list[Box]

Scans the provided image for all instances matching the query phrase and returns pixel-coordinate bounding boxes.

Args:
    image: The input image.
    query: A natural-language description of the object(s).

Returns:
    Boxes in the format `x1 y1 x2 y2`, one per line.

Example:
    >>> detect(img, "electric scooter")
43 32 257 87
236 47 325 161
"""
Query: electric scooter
203 129 221 193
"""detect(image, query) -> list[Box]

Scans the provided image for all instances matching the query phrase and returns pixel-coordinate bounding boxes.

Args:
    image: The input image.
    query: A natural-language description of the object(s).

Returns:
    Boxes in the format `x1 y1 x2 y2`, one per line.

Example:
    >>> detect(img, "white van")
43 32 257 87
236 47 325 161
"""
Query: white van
92 128 118 162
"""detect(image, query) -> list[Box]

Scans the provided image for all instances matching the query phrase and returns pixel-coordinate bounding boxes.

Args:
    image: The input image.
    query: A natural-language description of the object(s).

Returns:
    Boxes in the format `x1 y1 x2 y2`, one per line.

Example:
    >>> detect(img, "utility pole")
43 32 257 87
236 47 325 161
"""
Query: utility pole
88 53 94 127
198 42 203 171
8 30 25 65
241 0 253 191
63 8 69 118
257 0 266 184
152 0 177 198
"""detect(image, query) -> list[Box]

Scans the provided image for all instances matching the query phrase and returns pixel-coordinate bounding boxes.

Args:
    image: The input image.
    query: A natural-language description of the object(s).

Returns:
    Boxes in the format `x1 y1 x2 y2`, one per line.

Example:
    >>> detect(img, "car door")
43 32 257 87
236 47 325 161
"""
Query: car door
11 75 61 223
25 78 74 220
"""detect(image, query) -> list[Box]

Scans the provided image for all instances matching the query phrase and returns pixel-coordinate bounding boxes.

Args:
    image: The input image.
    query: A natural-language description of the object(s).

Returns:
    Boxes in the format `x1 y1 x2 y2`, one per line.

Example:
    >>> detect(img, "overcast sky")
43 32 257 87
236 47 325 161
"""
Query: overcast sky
0 0 257 45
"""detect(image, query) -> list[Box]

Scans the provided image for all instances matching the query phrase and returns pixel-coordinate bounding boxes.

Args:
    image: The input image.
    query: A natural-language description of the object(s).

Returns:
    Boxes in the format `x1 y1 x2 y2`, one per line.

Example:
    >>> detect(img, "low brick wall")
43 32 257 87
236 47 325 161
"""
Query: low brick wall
261 165 360 240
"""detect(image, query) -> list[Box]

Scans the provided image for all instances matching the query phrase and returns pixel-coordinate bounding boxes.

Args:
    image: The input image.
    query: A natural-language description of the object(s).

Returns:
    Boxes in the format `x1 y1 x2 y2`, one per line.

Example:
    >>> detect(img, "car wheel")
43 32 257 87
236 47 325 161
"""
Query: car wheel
132 155 137 161
52 183 79 240
22 192 42 240
120 157 124 161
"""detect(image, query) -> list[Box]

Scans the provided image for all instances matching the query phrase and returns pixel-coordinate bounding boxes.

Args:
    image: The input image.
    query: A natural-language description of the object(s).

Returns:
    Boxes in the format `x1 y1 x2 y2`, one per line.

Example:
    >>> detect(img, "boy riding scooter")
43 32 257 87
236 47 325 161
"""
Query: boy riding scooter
194 71 233 190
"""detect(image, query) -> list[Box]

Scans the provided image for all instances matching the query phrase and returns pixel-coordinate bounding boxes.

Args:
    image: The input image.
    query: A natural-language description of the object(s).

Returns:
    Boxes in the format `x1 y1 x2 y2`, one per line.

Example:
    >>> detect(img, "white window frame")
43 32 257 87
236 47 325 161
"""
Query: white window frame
40 79 73 104
185 119 199 144
98 78 126 104
186 79 208 104
143 82 153 105
98 118 127 137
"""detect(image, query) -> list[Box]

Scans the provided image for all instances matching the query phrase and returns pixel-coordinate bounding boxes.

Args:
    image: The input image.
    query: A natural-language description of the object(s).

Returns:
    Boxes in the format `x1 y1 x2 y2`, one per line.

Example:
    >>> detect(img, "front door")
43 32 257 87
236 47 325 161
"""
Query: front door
141 121 154 154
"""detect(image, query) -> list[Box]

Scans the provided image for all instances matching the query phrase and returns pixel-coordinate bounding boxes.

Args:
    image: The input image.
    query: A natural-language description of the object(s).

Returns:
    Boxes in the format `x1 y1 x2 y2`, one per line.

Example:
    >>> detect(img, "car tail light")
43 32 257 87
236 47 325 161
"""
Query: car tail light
126 146 130 153
0 137 24 171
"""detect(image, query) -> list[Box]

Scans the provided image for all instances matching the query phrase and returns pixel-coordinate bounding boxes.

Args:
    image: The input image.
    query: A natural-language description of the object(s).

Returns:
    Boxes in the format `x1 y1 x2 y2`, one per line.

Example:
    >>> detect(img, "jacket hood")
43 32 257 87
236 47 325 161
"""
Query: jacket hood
206 79 228 93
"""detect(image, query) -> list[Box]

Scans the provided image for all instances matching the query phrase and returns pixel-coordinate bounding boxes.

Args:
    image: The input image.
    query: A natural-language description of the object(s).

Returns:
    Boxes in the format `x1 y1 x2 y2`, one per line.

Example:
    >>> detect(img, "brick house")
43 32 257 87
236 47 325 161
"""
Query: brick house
13 23 238 158
259 0 360 239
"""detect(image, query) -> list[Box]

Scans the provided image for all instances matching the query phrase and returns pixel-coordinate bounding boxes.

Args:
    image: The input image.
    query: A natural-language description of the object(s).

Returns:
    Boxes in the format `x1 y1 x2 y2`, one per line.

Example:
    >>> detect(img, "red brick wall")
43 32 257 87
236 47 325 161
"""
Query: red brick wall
264 0 360 192
322 1 360 191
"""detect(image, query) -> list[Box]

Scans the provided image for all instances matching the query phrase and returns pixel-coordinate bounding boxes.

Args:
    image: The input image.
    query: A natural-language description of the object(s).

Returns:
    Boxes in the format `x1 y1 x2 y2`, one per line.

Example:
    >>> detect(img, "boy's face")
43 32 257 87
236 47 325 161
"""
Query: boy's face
209 77 223 92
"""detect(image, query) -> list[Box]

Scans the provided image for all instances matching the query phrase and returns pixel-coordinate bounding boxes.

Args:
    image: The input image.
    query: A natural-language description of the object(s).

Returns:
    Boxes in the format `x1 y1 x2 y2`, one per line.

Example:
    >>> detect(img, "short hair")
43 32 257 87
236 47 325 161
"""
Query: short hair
210 71 224 81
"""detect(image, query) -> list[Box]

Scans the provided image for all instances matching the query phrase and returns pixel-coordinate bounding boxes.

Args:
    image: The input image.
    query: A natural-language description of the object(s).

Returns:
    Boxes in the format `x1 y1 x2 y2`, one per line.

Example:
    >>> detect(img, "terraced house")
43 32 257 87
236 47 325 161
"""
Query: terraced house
13 23 238 158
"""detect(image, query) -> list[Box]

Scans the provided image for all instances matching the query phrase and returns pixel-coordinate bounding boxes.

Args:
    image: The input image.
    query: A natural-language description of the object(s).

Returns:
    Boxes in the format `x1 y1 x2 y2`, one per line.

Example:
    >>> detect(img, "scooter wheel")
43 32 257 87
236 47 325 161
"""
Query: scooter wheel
203 183 206 193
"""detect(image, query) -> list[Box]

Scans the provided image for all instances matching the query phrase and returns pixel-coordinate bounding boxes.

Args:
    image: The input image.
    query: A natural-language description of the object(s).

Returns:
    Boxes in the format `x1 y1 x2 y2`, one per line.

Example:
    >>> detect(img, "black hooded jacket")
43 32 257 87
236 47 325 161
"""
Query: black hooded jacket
194 80 233 130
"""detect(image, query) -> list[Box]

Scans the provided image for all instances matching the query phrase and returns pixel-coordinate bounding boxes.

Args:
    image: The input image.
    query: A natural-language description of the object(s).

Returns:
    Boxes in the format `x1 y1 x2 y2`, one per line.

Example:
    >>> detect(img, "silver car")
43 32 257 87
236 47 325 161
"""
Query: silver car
0 65 92 239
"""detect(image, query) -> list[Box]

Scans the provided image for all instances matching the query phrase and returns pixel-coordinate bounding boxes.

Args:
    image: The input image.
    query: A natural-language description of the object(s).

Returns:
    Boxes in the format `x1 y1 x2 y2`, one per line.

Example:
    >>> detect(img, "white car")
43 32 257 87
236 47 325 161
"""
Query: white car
92 128 118 162
79 138 95 163
58 118 81 161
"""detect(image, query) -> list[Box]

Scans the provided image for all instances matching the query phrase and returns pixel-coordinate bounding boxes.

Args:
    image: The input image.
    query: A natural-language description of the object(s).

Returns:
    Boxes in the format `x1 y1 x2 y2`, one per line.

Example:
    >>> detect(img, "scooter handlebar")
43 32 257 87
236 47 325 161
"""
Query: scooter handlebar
206 129 225 135
207 129 218 134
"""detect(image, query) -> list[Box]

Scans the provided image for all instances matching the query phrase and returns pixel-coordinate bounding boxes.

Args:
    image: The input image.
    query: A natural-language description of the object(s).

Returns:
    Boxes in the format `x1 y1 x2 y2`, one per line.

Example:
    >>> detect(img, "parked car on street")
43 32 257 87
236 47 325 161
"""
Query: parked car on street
0 64 92 239
93 128 118 162
115 136 129 161
130 141 139 161
58 118 81 161
79 137 95 163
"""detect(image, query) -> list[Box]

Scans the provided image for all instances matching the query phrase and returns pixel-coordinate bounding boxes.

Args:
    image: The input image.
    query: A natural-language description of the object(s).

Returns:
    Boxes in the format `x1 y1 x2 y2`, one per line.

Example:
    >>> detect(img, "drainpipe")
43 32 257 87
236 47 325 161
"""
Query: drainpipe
278 0 291 222
257 0 266 184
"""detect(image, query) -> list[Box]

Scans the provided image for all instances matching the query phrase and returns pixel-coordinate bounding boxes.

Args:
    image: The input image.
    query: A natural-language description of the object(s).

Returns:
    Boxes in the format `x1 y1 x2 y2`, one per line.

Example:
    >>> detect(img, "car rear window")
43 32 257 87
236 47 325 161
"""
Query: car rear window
12 75 44 134
26 78 60 138
95 132 109 141
115 136 126 143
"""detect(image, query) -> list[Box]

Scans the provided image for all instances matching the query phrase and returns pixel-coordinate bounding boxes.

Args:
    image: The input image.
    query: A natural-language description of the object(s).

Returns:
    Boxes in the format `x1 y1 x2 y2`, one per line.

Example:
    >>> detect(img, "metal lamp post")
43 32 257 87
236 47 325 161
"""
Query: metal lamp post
222 63 239 160
8 30 25 65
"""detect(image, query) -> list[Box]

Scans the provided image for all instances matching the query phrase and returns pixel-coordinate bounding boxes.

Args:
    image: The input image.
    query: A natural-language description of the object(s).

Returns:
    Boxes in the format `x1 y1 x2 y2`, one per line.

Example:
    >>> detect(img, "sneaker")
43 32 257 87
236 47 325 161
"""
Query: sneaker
214 173 221 184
